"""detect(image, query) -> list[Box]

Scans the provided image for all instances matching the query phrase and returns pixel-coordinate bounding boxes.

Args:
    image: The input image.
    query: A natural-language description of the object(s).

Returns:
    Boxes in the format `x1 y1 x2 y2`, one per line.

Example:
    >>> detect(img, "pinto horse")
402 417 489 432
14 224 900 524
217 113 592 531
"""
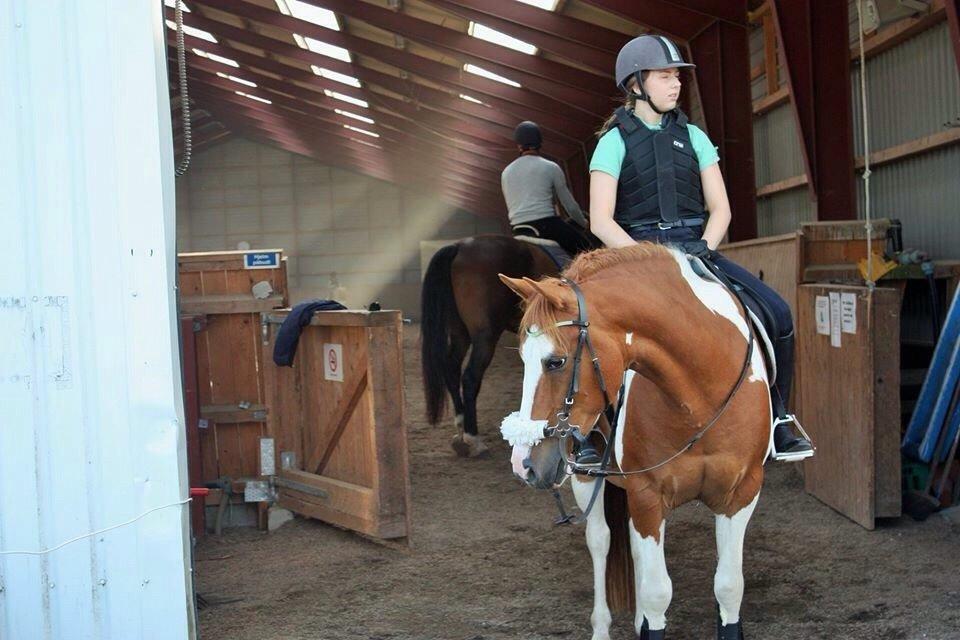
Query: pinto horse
499 243 772 640
420 234 559 456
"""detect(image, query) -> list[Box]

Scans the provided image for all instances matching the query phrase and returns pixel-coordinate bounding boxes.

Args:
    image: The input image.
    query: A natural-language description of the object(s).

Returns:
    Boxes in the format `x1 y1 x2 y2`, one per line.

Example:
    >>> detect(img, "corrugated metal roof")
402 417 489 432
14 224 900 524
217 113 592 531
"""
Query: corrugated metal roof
1 2 194 638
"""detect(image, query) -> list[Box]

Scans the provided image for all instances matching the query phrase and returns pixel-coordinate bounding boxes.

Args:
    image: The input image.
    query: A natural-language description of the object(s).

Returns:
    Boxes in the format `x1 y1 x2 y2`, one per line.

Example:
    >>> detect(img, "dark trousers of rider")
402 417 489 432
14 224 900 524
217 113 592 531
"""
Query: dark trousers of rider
512 216 598 256
632 226 796 411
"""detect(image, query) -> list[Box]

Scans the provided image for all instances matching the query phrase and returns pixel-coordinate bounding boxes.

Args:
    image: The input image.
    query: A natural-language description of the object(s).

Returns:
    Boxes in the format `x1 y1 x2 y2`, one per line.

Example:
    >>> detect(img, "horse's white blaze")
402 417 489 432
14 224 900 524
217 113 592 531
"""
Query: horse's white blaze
501 330 555 476
573 479 612 640
632 520 672 631
670 252 769 384
714 492 760 626
614 370 637 469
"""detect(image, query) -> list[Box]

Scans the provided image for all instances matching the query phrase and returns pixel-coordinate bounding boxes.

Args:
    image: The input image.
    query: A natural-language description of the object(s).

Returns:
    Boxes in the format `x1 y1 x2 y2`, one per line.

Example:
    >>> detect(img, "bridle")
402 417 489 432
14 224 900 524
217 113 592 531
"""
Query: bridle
535 275 756 524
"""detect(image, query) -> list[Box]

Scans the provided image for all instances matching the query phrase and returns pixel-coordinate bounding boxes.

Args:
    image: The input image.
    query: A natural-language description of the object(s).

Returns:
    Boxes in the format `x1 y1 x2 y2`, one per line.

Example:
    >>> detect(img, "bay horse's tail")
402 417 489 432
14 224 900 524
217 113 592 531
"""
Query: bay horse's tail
605 482 635 613
421 243 462 425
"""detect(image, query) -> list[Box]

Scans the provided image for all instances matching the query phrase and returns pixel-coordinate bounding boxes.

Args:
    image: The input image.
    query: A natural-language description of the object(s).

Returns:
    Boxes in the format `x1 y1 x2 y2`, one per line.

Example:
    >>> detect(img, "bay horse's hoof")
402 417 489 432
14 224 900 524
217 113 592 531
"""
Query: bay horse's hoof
451 432 488 457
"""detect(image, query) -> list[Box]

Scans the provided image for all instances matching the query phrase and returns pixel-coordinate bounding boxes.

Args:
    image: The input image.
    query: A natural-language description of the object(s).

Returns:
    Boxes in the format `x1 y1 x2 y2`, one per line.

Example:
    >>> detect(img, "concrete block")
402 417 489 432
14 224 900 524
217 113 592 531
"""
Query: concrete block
223 186 259 207
259 166 294 187
261 185 294 206
261 204 295 231
225 206 261 234
332 208 369 229
192 188 224 208
190 210 226 236
330 230 370 253
296 232 334 255
222 167 258 188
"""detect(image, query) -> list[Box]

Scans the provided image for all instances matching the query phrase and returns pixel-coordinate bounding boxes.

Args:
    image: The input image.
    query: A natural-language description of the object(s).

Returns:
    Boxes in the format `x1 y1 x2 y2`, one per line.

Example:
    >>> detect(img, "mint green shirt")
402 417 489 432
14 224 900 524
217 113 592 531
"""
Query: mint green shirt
589 115 720 179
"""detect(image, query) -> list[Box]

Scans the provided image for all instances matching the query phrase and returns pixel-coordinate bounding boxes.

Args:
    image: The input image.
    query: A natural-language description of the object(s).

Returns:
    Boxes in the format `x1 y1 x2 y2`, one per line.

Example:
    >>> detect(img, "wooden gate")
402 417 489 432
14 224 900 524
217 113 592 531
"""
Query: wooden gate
263 310 411 542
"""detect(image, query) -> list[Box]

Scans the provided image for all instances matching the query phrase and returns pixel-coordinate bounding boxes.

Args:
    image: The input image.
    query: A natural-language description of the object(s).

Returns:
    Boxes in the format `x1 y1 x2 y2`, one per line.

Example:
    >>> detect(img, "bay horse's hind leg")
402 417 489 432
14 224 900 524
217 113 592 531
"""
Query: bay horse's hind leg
451 329 501 457
444 323 469 436
572 478 612 640
714 493 760 639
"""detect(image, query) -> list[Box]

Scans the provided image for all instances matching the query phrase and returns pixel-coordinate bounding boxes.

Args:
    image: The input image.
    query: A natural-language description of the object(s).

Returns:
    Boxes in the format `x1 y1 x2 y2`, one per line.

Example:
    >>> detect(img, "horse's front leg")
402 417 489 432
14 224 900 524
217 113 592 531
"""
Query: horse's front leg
629 513 671 639
572 478 611 640
714 492 760 640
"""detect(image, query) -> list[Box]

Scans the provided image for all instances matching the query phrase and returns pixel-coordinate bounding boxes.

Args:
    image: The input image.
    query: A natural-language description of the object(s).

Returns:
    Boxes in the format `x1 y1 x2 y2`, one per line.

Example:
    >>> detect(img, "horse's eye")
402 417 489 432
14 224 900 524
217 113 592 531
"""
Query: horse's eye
544 356 567 371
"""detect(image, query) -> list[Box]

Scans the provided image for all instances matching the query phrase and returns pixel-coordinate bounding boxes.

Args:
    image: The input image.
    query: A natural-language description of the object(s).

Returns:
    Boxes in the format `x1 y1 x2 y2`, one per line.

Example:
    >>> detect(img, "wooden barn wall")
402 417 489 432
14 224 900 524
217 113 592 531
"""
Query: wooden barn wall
175 137 505 316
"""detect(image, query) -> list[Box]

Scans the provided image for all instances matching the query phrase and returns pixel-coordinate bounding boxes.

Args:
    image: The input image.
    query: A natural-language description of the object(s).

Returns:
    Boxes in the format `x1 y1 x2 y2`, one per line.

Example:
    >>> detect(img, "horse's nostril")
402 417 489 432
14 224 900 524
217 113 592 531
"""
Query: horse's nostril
522 457 533 470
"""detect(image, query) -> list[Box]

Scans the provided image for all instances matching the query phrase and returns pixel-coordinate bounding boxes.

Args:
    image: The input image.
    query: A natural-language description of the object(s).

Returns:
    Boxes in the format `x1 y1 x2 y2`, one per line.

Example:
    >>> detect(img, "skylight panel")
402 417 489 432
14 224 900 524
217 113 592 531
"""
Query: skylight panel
344 125 379 138
165 20 217 43
217 72 257 88
463 64 521 87
164 0 191 12
335 109 374 124
324 90 368 108
311 66 361 88
468 22 537 55
300 37 352 63
276 0 340 30
193 49 239 68
236 91 272 105
459 94 485 105
516 0 560 10
350 138 382 149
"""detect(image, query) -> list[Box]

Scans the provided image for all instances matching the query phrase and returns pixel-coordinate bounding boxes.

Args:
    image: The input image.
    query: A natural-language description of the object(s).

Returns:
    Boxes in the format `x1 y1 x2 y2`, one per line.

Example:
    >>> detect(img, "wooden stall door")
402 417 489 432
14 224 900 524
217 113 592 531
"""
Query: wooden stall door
798 285 901 529
264 312 410 541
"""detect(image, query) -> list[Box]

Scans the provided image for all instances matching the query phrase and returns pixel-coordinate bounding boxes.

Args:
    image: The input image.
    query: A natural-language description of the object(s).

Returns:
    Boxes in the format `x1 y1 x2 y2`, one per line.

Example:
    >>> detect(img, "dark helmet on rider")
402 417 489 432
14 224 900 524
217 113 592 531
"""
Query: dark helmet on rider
615 35 695 112
513 121 542 150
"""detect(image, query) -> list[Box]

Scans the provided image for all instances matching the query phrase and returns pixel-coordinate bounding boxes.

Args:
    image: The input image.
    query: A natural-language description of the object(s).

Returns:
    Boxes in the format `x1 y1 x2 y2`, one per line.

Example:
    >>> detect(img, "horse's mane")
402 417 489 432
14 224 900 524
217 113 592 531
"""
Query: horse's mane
519 243 676 346
562 243 673 281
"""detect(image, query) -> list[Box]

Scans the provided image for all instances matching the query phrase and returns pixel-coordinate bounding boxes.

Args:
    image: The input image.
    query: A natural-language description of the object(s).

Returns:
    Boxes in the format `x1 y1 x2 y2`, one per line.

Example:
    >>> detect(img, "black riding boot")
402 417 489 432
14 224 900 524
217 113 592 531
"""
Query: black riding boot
771 331 813 458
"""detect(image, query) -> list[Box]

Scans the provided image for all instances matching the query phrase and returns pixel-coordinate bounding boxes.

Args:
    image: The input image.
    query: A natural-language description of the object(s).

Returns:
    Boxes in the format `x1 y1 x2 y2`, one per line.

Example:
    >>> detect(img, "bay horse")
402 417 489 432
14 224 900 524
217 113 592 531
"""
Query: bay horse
498 243 772 640
420 234 559 457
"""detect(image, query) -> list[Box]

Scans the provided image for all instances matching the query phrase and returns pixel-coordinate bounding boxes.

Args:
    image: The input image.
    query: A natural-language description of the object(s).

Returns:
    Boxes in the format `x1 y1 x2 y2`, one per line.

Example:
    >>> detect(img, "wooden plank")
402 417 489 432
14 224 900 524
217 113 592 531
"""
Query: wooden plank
262 324 304 471
303 326 376 487
873 289 902 519
721 233 799 319
200 404 268 423
752 85 789 115
763 13 779 95
277 469 379 536
265 309 403 328
798 285 901 529
855 127 960 170
368 319 411 541
850 1 946 62
756 173 808 197
180 293 285 314
311 372 369 475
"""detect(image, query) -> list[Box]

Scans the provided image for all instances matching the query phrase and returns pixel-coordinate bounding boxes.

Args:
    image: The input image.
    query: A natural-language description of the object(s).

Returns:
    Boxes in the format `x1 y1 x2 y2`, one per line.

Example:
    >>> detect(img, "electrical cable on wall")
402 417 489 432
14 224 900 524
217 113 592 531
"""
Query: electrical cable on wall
174 0 192 177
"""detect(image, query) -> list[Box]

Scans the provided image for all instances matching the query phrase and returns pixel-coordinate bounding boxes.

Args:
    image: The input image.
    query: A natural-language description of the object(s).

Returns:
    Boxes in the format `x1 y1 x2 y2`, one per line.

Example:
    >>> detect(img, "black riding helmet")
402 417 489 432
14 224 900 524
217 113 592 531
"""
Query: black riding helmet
513 121 542 150
615 34 695 113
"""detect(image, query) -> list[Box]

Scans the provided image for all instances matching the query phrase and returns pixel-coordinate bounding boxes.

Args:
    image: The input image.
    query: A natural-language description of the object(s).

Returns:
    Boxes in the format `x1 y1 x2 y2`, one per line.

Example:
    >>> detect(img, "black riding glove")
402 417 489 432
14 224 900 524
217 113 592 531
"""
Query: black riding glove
681 239 714 259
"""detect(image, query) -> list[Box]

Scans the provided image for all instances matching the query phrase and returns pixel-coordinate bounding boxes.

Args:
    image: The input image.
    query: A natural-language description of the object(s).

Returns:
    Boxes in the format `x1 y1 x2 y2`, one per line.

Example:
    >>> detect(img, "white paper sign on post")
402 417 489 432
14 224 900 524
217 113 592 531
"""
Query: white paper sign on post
323 343 344 382
829 292 842 348
815 296 830 336
840 292 857 334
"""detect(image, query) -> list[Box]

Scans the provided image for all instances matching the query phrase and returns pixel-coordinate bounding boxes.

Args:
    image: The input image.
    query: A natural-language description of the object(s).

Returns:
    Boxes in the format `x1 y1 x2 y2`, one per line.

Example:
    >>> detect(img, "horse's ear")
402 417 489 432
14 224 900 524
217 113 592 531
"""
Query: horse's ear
499 274 537 300
521 277 573 311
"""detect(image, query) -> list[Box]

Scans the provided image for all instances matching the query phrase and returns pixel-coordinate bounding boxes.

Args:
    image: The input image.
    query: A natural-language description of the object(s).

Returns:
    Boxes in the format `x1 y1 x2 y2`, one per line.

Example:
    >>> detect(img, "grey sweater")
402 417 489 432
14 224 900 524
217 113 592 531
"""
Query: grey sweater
500 155 587 227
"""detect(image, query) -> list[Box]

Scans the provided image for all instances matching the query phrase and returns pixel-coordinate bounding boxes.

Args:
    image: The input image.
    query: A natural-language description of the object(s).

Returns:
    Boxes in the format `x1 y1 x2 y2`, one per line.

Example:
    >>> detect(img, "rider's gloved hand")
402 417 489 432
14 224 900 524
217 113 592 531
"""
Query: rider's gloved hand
681 239 714 259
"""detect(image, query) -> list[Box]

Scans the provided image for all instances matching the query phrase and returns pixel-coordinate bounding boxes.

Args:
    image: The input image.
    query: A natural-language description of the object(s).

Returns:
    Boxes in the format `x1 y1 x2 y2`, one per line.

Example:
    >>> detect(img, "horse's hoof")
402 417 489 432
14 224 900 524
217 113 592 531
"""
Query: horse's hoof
451 433 488 457
717 620 743 640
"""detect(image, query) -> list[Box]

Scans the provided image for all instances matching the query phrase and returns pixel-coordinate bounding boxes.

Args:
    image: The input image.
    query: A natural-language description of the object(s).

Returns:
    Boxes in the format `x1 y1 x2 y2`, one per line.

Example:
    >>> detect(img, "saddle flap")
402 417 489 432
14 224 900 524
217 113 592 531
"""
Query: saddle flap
688 256 777 384
514 235 572 270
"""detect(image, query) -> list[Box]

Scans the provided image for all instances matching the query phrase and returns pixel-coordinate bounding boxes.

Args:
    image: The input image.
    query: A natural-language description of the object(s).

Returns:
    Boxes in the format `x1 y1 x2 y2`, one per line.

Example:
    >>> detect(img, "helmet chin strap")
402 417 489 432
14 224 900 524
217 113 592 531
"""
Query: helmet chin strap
629 71 671 115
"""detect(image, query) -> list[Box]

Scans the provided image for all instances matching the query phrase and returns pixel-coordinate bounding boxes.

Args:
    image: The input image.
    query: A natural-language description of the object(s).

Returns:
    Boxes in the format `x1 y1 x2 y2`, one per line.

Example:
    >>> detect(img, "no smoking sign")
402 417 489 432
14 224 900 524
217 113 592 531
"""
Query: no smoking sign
323 343 344 382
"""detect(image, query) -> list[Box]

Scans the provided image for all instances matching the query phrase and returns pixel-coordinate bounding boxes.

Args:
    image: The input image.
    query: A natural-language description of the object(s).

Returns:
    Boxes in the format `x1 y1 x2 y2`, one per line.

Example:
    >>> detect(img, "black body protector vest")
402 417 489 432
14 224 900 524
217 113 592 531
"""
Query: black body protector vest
612 107 706 231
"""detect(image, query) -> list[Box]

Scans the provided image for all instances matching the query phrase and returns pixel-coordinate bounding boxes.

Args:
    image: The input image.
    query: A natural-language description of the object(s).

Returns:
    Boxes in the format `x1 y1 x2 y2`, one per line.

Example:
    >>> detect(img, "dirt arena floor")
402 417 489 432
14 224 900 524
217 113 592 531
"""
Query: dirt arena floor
196 330 960 640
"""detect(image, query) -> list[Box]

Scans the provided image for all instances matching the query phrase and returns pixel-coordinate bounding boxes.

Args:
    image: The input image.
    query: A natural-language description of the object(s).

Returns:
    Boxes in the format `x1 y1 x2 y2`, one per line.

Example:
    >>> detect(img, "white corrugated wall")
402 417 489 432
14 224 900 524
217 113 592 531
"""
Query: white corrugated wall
0 1 194 639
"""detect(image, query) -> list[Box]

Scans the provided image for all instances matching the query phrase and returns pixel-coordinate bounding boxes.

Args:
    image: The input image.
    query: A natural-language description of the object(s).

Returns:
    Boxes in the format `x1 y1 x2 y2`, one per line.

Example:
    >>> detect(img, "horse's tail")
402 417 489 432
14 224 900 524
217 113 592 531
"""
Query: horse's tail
604 482 635 613
421 243 461 425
